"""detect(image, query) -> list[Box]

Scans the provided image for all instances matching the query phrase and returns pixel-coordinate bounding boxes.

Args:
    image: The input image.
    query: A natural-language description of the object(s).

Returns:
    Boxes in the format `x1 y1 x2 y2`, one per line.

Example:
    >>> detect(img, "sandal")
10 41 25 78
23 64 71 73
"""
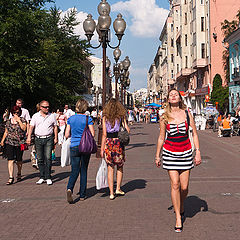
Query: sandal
174 226 183 233
6 177 14 185
16 173 22 181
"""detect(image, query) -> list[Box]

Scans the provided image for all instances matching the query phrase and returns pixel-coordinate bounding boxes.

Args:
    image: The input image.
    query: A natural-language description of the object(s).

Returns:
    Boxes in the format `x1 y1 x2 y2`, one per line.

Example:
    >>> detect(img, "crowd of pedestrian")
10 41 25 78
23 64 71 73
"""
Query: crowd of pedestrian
0 90 204 233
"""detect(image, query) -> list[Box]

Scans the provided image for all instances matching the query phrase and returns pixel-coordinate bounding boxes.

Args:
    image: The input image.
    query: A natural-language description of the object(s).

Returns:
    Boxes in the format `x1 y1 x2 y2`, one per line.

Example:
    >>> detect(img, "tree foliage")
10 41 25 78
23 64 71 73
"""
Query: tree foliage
0 0 91 113
210 74 229 113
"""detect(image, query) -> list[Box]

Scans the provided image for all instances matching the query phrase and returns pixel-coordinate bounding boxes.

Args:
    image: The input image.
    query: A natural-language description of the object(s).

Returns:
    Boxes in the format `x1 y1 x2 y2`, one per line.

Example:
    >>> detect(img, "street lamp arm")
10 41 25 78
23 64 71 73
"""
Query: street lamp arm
107 39 121 49
88 41 102 49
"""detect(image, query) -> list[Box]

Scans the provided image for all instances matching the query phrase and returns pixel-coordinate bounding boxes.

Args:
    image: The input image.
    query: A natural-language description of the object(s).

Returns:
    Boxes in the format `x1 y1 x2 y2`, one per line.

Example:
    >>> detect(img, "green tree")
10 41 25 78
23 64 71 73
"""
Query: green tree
210 74 229 113
0 0 90 113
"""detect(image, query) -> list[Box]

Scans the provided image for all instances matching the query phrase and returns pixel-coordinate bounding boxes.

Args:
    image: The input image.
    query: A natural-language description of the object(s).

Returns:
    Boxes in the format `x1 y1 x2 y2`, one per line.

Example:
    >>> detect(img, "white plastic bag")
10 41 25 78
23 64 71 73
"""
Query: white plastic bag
61 138 71 167
96 158 108 190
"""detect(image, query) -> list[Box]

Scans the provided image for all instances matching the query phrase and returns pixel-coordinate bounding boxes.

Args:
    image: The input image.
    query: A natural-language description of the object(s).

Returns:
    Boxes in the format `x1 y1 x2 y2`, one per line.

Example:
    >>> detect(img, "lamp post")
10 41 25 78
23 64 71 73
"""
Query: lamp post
159 81 163 104
83 0 126 107
119 56 131 104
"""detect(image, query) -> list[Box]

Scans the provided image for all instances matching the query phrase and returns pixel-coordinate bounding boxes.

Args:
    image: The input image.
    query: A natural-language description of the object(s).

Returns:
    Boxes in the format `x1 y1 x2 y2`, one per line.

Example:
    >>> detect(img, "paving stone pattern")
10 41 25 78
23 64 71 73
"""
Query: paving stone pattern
0 124 240 239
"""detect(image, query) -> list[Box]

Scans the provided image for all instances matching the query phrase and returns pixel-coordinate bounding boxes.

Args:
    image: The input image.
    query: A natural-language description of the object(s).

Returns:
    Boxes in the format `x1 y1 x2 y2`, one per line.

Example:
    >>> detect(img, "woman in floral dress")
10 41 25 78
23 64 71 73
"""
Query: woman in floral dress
101 98 130 200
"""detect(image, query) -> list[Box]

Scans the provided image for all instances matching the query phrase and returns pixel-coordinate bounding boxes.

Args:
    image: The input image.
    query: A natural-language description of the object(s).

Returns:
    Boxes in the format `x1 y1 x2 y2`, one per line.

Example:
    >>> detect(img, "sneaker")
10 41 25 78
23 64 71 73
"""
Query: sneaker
67 189 73 203
36 179 45 184
46 179 53 185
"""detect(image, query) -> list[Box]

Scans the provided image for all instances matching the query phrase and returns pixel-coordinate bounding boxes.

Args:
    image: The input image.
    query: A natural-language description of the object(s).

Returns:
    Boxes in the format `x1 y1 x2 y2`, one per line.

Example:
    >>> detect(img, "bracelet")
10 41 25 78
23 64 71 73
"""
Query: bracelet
195 148 200 151
155 157 161 160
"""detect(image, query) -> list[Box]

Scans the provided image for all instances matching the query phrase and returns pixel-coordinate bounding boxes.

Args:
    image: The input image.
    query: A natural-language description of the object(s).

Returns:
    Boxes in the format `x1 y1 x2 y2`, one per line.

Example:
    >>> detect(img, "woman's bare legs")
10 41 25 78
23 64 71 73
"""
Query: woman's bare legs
116 166 123 191
168 170 181 227
179 170 190 214
8 160 14 178
16 161 22 176
107 165 114 196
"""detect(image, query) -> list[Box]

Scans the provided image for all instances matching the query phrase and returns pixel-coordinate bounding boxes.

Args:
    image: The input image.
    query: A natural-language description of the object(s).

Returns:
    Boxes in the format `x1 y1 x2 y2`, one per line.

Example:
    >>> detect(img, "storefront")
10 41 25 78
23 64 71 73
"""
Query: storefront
195 86 209 114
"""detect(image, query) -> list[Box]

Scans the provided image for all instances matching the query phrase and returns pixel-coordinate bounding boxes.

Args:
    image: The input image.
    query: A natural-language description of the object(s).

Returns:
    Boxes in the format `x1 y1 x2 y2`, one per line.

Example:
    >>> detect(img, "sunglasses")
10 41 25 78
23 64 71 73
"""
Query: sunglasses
41 106 49 109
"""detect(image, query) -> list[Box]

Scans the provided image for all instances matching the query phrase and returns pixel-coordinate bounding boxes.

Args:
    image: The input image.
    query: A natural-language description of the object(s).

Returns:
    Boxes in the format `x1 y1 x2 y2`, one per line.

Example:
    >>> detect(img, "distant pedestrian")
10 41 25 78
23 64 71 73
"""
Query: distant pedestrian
26 100 58 185
65 99 95 203
155 89 201 233
56 108 67 145
64 104 75 119
1 106 27 185
91 109 98 124
101 98 130 200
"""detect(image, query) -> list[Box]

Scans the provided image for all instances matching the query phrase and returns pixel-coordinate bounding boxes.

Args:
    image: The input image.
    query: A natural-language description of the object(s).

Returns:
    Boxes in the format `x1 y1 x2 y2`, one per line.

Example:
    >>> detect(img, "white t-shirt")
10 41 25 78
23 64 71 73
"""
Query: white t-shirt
9 107 31 122
91 110 97 118
64 109 75 119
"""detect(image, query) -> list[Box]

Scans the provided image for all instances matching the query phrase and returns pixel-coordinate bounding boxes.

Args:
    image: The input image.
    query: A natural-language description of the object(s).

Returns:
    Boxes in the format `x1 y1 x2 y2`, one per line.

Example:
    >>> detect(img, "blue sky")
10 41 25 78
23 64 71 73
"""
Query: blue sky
45 0 170 92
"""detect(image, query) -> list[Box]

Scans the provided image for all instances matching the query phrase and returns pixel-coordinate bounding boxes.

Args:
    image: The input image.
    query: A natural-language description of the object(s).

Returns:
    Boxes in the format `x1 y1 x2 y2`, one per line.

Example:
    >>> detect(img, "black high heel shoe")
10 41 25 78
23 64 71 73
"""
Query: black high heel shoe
6 177 14 185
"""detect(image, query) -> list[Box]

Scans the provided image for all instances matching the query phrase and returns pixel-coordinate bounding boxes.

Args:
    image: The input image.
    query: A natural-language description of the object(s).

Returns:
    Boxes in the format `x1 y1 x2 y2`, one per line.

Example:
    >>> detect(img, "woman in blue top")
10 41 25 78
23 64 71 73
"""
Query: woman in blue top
101 98 130 200
65 99 94 203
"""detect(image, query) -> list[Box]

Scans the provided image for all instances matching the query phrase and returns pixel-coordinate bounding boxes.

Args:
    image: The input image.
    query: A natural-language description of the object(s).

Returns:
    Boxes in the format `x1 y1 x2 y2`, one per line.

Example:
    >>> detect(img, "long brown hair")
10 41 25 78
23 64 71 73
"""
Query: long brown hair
163 88 187 123
103 98 126 127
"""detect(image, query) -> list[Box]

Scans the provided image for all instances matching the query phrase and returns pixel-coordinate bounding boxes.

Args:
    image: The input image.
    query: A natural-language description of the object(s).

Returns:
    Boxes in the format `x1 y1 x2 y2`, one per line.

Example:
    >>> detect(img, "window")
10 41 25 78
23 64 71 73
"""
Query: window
201 0 204 4
201 17 204 31
171 38 174 47
185 35 188 46
185 56 188 68
171 54 174 63
171 70 174 79
201 43 205 58
171 24 173 32
177 64 179 73
185 13 187 25
185 0 187 4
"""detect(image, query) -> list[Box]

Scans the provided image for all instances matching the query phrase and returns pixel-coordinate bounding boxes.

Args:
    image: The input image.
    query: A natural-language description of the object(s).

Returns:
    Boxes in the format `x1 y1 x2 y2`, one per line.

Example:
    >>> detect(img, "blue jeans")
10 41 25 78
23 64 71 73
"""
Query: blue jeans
67 146 90 198
35 136 54 179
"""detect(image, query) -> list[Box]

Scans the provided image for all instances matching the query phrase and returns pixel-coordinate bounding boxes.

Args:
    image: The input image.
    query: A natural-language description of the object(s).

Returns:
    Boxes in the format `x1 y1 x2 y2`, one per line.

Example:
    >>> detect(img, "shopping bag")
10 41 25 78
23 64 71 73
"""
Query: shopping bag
61 138 71 167
96 158 108 190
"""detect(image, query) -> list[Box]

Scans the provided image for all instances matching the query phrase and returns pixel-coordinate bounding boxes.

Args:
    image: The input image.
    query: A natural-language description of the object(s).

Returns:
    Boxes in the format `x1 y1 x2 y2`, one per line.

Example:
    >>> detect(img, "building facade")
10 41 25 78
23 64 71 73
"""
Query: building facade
225 28 240 113
148 0 238 113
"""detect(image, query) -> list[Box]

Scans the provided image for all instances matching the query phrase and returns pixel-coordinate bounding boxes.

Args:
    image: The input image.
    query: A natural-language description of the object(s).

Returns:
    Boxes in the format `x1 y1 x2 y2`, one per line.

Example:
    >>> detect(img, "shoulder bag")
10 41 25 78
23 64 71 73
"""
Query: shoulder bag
78 116 97 154
185 110 195 152
118 118 130 146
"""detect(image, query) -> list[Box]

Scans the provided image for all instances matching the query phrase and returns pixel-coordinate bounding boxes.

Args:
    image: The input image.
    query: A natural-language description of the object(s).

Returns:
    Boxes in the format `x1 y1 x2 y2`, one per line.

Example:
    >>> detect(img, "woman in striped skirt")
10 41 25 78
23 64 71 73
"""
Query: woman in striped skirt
155 89 201 233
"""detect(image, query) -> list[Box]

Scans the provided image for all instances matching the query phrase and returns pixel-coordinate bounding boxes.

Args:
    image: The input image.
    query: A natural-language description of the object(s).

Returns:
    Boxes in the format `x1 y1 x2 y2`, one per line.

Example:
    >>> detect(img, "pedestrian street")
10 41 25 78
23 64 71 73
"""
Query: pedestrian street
0 122 240 240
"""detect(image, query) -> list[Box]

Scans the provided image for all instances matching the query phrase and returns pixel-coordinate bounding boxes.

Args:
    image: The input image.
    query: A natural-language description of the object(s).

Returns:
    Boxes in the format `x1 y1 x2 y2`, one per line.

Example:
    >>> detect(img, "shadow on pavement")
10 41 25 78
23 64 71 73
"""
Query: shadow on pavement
184 195 208 218
52 171 70 183
121 179 147 193
126 143 155 150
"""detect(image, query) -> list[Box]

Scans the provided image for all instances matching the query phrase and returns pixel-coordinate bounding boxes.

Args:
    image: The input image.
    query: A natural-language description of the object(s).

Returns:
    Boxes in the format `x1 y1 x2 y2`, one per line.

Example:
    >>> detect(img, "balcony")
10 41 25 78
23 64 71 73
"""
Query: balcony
192 58 208 69
176 68 192 81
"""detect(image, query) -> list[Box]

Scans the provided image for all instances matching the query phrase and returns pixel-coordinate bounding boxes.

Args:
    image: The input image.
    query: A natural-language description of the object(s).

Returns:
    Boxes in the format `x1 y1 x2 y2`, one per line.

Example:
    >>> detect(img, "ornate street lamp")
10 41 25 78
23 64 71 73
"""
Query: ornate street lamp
83 0 126 107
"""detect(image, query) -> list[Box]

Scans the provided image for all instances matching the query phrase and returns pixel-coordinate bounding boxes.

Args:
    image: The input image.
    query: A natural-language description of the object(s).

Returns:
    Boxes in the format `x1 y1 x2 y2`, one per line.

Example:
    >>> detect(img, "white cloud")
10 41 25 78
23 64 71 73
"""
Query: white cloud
112 0 169 38
60 8 98 42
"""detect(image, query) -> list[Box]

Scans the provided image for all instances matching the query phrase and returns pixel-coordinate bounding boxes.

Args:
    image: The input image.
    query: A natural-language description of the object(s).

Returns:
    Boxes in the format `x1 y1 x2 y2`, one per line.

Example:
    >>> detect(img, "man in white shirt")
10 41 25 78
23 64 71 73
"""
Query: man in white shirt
91 109 98 124
26 100 58 185
64 104 75 119
10 99 31 133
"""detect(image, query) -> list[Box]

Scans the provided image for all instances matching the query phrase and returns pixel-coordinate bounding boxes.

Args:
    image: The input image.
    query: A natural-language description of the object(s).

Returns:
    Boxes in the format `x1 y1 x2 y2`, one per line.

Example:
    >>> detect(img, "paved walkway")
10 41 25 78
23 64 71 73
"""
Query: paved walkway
0 123 239 239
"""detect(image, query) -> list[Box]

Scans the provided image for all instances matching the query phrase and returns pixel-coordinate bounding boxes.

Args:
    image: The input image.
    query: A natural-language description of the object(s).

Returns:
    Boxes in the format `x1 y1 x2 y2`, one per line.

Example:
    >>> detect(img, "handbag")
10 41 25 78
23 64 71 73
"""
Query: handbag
96 158 108 190
118 118 130 146
185 110 195 151
78 116 97 154
20 143 28 151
